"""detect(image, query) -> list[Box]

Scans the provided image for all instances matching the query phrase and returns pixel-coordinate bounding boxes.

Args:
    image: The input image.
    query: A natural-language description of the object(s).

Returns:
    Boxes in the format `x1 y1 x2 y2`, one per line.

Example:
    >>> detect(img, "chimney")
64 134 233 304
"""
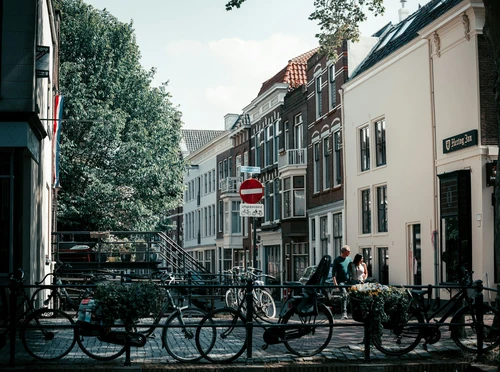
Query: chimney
398 0 409 22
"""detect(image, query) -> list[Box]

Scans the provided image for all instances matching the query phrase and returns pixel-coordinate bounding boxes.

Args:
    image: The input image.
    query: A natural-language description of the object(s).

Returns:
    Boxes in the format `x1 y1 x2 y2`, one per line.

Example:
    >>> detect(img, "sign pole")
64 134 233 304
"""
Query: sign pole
253 217 257 267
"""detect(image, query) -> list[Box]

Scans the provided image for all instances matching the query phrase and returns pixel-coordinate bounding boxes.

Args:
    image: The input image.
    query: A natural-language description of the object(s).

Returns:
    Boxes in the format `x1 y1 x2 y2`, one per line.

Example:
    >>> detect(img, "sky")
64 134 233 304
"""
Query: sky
83 0 431 130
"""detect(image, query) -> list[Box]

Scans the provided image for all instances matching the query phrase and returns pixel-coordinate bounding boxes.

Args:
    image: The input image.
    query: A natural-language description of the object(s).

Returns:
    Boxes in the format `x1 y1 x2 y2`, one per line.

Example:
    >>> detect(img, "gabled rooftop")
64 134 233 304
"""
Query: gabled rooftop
181 129 225 154
257 47 320 97
351 0 463 79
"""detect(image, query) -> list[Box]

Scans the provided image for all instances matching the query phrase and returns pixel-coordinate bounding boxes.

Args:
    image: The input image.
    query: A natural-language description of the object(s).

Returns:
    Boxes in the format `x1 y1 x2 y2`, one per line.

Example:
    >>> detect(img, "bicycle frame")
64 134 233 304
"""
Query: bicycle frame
415 285 473 325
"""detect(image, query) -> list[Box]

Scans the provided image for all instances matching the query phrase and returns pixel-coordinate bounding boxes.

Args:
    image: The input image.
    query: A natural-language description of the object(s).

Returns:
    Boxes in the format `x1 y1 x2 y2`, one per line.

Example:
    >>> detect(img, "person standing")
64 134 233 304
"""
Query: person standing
332 245 352 319
349 253 368 284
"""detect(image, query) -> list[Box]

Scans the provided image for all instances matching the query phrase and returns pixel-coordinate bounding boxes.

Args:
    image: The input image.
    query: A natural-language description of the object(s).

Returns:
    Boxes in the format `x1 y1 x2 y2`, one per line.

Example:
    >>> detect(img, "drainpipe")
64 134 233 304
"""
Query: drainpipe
428 38 440 299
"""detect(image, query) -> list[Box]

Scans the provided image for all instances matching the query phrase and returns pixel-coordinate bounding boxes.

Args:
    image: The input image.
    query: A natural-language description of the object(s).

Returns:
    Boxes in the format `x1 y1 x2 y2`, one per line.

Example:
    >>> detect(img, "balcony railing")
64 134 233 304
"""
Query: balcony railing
278 148 307 169
220 177 242 193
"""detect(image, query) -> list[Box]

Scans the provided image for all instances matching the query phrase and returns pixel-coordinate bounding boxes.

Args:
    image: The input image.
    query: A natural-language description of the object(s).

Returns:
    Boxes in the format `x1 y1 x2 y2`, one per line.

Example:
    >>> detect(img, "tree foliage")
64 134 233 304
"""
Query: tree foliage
54 0 185 232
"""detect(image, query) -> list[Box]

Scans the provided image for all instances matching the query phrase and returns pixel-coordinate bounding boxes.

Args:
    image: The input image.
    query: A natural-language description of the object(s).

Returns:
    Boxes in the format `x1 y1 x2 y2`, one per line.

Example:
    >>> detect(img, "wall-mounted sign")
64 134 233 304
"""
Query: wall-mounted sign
443 129 477 154
486 162 497 187
36 45 50 78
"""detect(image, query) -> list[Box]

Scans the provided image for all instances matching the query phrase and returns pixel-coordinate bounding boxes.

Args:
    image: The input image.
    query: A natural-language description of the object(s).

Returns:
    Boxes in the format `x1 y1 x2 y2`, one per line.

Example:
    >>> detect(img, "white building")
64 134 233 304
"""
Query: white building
0 0 60 285
182 129 228 273
342 0 495 286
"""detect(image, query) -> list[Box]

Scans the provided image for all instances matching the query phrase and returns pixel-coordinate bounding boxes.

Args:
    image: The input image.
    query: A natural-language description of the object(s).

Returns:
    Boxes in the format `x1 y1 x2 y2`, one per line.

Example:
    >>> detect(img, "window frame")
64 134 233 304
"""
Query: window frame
377 184 388 233
375 118 386 167
361 188 371 234
360 126 370 172
328 63 336 110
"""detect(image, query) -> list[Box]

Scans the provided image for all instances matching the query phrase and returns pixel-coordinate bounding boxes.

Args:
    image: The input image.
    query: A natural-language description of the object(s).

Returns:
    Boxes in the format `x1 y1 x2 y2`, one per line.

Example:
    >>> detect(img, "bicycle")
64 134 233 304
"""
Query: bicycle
30 263 101 317
75 271 212 362
225 267 276 318
373 267 500 356
0 269 76 361
195 255 334 363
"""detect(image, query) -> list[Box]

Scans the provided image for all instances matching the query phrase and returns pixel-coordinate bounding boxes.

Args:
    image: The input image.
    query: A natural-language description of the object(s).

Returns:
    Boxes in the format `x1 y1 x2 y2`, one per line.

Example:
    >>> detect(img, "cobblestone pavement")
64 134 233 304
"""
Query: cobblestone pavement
2 313 490 371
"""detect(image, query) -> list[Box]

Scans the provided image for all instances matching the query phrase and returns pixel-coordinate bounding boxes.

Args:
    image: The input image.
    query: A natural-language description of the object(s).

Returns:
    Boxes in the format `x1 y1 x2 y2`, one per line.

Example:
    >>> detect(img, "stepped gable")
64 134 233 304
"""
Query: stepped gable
257 47 319 96
351 0 463 79
181 129 225 154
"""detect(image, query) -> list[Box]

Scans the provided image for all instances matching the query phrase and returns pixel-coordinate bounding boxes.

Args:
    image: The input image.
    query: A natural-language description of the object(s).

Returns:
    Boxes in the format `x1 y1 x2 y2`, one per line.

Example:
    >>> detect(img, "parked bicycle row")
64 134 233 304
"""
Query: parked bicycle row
1 255 499 366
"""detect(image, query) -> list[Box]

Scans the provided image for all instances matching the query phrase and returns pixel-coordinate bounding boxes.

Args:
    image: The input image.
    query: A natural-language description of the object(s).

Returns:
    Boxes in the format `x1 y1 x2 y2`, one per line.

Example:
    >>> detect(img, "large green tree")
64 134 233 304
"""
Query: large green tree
227 0 500 280
54 0 185 232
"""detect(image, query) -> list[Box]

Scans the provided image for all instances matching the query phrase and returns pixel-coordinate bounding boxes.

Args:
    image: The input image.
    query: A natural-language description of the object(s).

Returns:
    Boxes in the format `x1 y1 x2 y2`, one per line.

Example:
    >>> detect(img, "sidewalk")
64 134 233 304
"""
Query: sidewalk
1 315 495 372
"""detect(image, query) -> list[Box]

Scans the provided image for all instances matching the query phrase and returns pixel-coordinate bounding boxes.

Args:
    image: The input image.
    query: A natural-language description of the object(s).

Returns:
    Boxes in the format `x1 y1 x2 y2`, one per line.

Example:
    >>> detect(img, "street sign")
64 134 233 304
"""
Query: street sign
239 178 264 204
240 203 264 217
240 165 261 174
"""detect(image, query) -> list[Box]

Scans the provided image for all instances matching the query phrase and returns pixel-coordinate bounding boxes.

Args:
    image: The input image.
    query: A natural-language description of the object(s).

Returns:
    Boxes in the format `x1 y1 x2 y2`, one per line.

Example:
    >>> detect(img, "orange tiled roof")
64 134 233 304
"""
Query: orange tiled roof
257 47 319 96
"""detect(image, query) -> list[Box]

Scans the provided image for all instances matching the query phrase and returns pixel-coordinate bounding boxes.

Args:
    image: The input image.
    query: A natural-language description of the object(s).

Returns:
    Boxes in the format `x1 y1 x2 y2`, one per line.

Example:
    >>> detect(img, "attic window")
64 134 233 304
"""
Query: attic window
394 15 416 39
376 28 398 51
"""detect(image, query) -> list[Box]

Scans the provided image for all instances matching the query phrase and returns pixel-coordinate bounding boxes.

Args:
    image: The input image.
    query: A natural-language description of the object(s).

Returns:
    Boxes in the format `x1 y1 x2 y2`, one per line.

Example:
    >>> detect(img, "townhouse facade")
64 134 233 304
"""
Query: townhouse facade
182 129 227 273
342 0 496 286
178 0 498 294
0 0 60 284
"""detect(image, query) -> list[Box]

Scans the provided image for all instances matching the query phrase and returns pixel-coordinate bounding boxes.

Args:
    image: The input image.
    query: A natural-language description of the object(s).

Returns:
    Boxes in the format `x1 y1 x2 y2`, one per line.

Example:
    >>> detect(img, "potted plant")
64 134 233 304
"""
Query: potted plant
348 282 411 344
119 238 133 262
91 281 162 326
134 240 147 262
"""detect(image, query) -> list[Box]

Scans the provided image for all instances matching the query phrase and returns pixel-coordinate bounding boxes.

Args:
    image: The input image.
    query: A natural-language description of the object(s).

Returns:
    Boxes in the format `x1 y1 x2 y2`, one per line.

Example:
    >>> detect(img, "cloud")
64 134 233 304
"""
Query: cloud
161 33 317 129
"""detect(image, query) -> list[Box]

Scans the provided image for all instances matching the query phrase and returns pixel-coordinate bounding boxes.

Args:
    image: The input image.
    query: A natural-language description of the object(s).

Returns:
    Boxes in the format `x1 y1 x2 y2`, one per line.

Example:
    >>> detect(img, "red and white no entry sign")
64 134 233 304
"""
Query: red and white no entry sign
239 178 264 204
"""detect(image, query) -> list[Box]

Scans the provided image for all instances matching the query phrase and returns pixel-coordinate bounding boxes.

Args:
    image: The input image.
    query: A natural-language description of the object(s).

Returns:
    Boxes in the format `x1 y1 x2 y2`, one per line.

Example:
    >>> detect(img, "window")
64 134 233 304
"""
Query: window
280 176 306 219
228 157 232 177
283 178 291 218
361 188 371 234
236 154 241 176
231 201 241 233
284 121 290 150
208 205 212 236
204 174 207 194
204 207 208 237
311 218 316 241
223 159 228 178
316 75 322 118
212 169 216 191
320 216 328 257
360 126 370 172
378 247 389 284
208 172 212 193
362 247 373 277
274 178 281 220
294 114 303 149
323 136 331 190
375 119 386 167
255 131 262 167
333 213 342 258
265 126 272 167
294 176 305 216
218 200 223 232
313 142 320 193
218 162 223 188
334 130 342 186
265 182 272 222
329 64 336 109
274 121 280 163
212 204 216 235
224 201 229 234
377 185 388 232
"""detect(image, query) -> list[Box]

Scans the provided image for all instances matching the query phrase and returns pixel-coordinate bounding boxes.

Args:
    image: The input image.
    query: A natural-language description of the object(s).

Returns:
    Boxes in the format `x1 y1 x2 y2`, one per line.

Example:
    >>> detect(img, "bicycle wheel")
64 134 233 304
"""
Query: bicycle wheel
258 290 276 318
76 324 126 361
163 307 211 362
451 304 500 353
225 289 238 309
20 308 76 360
373 307 424 356
195 307 247 363
282 302 333 356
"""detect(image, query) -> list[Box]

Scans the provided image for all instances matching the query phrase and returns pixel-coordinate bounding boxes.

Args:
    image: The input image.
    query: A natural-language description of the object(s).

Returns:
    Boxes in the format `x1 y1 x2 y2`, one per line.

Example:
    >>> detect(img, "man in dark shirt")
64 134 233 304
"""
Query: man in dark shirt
332 245 352 319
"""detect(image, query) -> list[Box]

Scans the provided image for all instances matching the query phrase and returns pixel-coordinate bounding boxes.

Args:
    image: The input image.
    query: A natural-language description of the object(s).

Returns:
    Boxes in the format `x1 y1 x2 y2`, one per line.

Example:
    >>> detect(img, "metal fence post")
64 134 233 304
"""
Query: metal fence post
475 279 484 358
8 279 17 366
246 277 254 359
